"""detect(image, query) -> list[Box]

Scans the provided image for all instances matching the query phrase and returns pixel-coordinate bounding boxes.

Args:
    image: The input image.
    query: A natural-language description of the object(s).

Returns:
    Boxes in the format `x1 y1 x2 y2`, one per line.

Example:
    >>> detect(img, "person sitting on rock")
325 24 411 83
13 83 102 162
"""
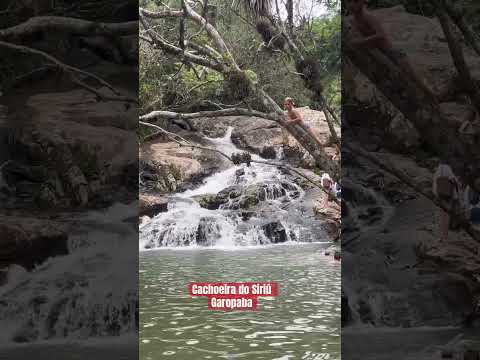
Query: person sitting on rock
346 0 438 105
432 160 459 242
283 97 322 147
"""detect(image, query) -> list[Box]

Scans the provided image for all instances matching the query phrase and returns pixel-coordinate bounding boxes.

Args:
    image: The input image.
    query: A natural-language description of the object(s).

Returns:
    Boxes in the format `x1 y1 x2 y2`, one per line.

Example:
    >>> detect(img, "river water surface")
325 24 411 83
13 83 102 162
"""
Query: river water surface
140 245 341 359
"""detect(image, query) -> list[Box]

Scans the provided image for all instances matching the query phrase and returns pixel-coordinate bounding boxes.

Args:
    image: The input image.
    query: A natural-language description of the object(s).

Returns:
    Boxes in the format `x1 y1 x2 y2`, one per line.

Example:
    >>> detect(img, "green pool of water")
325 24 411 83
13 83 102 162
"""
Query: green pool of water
140 243 341 359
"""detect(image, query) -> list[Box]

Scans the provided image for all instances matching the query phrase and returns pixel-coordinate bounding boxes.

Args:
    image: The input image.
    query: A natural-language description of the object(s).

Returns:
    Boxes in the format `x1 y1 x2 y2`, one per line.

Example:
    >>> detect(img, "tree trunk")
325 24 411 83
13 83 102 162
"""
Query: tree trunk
435 5 480 113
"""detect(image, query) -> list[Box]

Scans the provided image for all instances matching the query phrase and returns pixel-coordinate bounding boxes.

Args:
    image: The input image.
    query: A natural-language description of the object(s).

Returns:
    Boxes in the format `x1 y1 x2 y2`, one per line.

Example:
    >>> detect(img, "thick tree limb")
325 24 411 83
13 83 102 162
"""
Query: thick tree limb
0 16 137 42
180 2 240 69
139 8 183 19
140 107 277 122
441 0 480 58
434 4 480 113
344 39 480 191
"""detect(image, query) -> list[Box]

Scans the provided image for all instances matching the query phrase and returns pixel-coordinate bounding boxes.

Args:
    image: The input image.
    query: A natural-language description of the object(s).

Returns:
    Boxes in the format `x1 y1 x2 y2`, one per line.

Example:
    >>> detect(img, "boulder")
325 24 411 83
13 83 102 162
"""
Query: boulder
260 146 277 159
0 216 68 270
196 217 219 246
139 193 168 217
261 222 288 244
235 168 245 177
193 193 225 210
140 136 228 195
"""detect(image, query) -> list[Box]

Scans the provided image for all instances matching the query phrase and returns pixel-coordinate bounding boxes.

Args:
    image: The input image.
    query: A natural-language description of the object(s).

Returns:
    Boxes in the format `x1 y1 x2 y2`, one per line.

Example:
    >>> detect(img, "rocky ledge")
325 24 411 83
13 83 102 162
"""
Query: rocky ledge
0 216 68 280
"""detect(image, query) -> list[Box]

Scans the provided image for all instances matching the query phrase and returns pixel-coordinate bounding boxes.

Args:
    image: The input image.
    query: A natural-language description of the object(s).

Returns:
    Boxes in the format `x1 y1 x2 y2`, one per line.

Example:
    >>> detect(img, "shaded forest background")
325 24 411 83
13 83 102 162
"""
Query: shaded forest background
139 0 340 116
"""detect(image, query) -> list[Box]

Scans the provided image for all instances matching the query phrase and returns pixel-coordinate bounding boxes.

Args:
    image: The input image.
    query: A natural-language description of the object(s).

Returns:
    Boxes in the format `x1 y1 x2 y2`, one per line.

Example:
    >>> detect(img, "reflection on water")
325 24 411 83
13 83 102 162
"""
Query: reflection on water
140 244 341 359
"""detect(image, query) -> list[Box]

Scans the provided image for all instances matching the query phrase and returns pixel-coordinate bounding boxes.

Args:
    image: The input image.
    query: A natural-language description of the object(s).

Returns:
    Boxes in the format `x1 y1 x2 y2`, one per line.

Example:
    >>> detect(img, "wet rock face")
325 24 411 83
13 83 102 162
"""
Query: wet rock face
193 194 225 210
260 146 277 159
140 160 180 193
261 222 287 243
194 183 291 211
0 217 68 270
196 217 220 246
1 90 137 209
140 135 229 196
139 194 168 217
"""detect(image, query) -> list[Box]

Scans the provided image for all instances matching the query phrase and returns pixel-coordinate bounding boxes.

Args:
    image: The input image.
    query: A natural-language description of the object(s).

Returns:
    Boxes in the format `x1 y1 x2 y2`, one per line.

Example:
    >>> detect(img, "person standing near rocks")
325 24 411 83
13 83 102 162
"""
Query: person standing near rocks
321 173 339 208
346 0 438 104
283 97 322 147
432 160 459 242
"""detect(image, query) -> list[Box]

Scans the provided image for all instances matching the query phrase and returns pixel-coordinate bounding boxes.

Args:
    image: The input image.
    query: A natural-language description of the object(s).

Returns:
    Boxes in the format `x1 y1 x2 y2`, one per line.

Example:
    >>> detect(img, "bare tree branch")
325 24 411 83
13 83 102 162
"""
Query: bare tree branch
140 107 277 122
139 8 184 19
0 16 137 42
139 15 226 72
0 40 136 103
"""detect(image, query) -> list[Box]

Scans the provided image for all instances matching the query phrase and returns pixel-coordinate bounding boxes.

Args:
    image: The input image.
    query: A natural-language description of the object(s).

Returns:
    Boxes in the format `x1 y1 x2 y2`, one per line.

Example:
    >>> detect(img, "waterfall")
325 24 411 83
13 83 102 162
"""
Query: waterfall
140 127 329 250
0 202 138 343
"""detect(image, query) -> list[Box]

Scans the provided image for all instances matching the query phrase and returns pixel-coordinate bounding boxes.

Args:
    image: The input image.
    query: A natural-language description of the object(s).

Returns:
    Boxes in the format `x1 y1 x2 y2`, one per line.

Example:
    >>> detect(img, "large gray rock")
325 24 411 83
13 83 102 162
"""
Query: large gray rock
140 134 229 196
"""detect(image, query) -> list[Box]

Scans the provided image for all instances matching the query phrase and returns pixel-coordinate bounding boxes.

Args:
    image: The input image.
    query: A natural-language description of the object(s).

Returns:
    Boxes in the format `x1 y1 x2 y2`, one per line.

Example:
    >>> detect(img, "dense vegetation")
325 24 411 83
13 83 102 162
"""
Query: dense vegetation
139 0 341 115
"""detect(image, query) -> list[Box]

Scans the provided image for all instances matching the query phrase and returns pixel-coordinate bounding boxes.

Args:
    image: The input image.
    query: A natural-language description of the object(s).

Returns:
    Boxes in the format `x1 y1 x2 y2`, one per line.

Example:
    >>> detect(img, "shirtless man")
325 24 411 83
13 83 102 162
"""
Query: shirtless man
346 0 438 103
283 97 322 147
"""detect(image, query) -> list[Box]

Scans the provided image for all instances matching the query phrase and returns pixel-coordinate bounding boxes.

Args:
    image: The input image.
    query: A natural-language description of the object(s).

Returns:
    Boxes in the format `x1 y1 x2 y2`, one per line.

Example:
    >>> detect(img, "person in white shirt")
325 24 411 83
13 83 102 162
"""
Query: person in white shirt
432 160 458 242
321 173 340 208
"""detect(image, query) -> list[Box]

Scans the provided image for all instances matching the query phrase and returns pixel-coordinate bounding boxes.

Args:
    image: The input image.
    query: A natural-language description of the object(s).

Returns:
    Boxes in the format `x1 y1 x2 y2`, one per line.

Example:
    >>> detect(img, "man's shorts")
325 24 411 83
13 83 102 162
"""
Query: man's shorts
302 121 311 130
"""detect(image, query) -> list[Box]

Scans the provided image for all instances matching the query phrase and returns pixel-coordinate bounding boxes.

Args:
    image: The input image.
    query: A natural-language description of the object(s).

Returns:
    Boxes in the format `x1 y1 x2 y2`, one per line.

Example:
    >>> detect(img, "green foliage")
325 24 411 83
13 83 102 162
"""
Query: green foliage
139 0 341 113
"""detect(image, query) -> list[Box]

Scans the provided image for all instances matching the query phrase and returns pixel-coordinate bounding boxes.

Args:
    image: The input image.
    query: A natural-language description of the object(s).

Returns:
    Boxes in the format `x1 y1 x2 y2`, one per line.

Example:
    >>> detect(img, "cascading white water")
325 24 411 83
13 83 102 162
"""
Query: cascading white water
0 202 138 343
140 127 329 250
